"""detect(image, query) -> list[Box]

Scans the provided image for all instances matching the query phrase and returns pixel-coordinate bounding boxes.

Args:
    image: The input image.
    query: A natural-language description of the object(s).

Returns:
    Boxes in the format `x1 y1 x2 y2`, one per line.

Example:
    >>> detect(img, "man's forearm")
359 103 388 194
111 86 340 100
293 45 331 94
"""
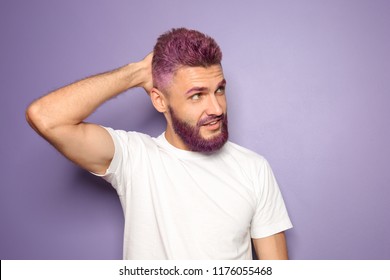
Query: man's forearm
26 57 151 133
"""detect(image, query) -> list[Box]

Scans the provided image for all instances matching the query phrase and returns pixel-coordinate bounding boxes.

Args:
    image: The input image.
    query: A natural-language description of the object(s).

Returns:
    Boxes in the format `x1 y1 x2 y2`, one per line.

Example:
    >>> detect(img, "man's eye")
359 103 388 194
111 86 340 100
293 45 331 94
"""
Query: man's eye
216 87 225 94
191 93 201 100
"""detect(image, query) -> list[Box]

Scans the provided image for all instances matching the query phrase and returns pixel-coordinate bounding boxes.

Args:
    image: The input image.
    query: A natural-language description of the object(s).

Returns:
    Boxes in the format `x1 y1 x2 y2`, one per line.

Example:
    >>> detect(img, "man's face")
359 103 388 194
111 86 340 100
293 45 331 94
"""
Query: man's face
164 64 228 153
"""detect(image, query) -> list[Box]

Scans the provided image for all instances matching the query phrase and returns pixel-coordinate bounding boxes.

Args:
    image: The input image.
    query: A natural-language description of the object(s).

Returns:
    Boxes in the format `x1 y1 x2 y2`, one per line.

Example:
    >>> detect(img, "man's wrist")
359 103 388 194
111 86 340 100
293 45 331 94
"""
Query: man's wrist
122 62 149 90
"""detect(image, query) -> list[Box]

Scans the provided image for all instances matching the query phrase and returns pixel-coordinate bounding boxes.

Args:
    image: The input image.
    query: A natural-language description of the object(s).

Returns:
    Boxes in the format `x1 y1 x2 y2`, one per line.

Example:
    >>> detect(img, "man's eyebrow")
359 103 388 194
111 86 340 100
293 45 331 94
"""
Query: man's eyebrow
185 86 208 95
184 79 227 95
217 79 227 88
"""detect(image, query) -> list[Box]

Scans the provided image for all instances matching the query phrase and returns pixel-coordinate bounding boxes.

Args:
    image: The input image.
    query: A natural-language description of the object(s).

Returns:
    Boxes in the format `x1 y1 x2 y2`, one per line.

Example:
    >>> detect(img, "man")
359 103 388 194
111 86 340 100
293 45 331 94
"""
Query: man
26 28 292 260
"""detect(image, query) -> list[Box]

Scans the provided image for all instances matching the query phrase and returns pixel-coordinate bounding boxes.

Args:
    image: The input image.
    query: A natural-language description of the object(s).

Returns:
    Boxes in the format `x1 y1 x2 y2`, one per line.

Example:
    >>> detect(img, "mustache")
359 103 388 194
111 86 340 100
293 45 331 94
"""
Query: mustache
197 114 225 126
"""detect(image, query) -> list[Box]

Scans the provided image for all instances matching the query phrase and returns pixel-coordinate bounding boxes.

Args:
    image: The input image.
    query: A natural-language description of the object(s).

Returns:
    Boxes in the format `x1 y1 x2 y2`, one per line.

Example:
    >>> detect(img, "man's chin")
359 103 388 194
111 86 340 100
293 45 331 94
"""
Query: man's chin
193 130 228 153
200 124 223 138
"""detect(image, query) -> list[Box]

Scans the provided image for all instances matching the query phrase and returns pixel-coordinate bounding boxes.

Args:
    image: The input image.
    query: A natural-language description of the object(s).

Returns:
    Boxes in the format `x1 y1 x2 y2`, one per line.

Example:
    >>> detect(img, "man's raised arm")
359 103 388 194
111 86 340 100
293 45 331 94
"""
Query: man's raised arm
26 53 153 175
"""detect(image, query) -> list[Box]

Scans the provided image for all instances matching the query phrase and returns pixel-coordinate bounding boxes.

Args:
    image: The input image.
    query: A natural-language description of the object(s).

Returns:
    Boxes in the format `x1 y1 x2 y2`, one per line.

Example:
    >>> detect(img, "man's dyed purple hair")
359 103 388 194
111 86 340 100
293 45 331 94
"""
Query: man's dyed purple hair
152 28 222 91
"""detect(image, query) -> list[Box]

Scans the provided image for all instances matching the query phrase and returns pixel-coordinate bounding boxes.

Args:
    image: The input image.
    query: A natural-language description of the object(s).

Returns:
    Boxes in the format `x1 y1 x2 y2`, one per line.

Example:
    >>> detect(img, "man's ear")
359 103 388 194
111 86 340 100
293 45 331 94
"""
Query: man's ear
150 87 167 113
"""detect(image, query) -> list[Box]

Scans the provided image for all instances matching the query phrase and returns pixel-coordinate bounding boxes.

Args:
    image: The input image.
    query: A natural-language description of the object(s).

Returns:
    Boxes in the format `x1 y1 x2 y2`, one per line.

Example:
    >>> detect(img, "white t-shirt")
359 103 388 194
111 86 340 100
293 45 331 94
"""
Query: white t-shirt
96 127 292 259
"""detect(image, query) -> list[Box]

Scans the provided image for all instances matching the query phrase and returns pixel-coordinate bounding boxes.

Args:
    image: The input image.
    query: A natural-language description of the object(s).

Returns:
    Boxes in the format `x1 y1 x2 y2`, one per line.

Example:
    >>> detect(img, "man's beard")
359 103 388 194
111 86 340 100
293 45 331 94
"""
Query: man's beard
168 106 229 153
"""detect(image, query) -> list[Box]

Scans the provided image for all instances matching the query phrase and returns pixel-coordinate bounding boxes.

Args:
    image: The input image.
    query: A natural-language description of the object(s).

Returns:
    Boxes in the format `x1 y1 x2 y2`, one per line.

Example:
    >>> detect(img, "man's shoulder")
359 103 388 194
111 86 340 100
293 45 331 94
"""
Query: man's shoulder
103 127 160 150
104 127 154 141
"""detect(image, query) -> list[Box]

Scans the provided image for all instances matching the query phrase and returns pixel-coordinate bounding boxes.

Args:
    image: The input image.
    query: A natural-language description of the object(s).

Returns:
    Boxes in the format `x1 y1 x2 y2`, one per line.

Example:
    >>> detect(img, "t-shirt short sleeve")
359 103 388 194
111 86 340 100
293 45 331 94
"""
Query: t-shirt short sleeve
91 127 135 195
250 158 293 238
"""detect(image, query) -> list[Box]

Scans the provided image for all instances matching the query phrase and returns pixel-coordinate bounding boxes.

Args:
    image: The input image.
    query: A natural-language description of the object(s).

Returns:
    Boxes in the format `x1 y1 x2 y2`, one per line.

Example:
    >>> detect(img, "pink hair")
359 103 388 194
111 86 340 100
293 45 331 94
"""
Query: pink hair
152 28 222 91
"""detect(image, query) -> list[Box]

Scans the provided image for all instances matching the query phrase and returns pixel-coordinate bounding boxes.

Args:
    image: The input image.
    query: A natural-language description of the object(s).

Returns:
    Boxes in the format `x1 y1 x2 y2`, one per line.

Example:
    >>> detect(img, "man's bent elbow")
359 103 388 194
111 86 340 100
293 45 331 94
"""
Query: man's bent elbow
25 102 54 137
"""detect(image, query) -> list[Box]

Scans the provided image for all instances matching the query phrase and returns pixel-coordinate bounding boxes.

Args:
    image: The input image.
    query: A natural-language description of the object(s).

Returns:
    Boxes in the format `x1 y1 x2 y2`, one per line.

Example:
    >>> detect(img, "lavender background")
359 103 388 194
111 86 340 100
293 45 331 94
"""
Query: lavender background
1 0 389 260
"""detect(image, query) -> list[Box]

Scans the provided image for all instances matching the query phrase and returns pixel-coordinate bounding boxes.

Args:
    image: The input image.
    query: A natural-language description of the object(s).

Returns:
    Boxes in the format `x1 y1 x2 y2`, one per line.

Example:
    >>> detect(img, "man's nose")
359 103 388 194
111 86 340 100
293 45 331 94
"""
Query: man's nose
205 94 224 116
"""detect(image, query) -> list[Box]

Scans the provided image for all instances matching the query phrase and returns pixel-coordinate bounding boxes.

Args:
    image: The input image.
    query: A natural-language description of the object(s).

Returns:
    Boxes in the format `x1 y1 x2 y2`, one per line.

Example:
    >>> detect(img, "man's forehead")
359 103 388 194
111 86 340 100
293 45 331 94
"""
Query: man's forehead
173 65 225 86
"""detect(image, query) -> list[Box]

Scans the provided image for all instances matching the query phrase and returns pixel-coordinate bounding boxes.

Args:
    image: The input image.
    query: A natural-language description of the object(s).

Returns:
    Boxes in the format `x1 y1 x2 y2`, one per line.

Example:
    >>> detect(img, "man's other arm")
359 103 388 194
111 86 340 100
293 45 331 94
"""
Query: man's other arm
252 232 289 260
26 53 153 175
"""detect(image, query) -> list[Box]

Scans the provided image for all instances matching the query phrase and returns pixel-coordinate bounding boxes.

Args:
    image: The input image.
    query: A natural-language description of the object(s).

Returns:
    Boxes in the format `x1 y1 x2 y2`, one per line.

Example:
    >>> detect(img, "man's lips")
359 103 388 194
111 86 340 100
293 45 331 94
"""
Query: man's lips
201 117 222 126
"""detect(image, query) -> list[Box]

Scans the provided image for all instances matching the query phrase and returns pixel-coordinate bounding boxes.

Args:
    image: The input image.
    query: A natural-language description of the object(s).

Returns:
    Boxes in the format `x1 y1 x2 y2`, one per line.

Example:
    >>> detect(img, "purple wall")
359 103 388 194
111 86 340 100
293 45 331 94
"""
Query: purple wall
1 0 389 259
